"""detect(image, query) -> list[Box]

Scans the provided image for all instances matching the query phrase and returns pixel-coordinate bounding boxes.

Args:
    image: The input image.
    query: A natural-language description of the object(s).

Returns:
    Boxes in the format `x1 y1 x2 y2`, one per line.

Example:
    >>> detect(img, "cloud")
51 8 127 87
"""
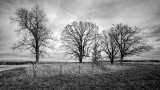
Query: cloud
143 24 160 44
82 0 160 27
155 38 160 42
149 25 160 37
0 0 160 60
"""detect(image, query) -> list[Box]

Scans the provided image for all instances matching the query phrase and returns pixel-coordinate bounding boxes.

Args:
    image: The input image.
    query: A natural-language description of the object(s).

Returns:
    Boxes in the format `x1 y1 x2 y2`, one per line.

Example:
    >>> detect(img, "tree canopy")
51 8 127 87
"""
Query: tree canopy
11 5 55 63
61 21 98 63
110 24 152 63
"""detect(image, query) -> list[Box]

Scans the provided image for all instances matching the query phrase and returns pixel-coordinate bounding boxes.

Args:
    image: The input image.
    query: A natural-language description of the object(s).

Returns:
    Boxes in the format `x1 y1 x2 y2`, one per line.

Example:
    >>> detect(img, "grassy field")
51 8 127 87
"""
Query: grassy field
0 65 9 68
0 63 160 90
26 63 133 77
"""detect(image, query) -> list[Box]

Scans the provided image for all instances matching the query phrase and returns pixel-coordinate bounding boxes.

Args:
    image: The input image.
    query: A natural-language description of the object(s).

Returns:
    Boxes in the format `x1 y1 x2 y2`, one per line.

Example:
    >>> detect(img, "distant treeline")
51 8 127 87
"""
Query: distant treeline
96 60 160 63
0 61 83 65
0 60 160 65
122 60 160 62
0 61 36 65
105 60 160 62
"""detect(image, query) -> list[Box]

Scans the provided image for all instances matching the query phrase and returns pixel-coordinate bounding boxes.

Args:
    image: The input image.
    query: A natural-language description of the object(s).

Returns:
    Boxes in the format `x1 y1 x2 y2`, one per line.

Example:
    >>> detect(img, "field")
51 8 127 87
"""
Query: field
0 62 160 90
26 62 135 77
0 65 9 68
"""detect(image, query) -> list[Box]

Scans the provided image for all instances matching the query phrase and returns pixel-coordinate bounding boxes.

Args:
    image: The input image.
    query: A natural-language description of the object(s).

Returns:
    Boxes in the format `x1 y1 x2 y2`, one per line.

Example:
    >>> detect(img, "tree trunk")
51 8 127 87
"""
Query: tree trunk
34 40 39 77
79 48 83 63
120 54 123 65
36 47 39 63
111 58 114 64
79 56 82 63
35 41 39 63
110 54 114 64
34 48 39 77
36 54 39 63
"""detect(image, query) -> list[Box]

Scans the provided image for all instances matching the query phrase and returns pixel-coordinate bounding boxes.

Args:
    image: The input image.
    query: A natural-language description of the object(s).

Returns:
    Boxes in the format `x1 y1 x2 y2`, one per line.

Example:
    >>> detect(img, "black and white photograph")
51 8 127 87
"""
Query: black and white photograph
0 0 160 89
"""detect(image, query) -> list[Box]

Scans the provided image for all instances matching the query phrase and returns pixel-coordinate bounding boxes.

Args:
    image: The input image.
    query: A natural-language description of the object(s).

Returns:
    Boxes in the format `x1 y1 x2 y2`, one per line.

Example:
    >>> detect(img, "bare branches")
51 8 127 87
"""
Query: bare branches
100 30 119 64
110 24 152 63
99 24 151 64
61 21 98 63
92 32 102 65
11 5 56 63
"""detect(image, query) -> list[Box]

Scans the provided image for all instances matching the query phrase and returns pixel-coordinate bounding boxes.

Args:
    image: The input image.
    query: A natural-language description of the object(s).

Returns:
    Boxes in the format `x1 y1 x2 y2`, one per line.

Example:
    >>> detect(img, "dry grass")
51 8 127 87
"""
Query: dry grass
26 63 134 77
0 63 160 90
27 63 104 76
0 65 9 68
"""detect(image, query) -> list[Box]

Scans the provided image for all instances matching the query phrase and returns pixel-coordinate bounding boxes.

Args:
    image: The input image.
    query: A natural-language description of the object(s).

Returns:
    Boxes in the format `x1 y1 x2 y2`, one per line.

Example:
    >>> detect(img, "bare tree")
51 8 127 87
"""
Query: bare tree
61 21 98 63
110 24 152 64
92 33 102 66
11 6 55 63
100 30 119 64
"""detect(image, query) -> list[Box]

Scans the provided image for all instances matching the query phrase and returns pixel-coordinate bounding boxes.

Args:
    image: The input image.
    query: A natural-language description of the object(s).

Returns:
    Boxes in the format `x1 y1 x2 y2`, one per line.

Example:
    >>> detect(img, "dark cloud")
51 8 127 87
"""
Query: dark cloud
155 38 160 42
83 1 118 19
148 24 160 38
79 0 151 19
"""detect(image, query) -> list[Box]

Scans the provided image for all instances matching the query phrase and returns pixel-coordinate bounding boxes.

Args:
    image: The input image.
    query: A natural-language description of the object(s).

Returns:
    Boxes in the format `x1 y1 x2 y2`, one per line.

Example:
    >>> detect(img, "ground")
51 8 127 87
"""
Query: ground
0 63 160 90
26 62 133 76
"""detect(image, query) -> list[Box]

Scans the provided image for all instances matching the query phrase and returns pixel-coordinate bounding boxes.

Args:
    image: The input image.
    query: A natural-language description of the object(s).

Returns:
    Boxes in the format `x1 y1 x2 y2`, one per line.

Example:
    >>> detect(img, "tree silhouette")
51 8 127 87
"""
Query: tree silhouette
100 30 119 64
110 24 152 64
92 33 101 66
61 21 98 63
11 6 55 63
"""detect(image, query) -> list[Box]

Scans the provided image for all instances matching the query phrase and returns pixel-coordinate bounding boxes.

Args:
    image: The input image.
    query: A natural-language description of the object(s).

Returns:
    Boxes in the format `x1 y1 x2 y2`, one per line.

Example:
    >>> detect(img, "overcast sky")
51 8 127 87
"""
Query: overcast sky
0 0 160 61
